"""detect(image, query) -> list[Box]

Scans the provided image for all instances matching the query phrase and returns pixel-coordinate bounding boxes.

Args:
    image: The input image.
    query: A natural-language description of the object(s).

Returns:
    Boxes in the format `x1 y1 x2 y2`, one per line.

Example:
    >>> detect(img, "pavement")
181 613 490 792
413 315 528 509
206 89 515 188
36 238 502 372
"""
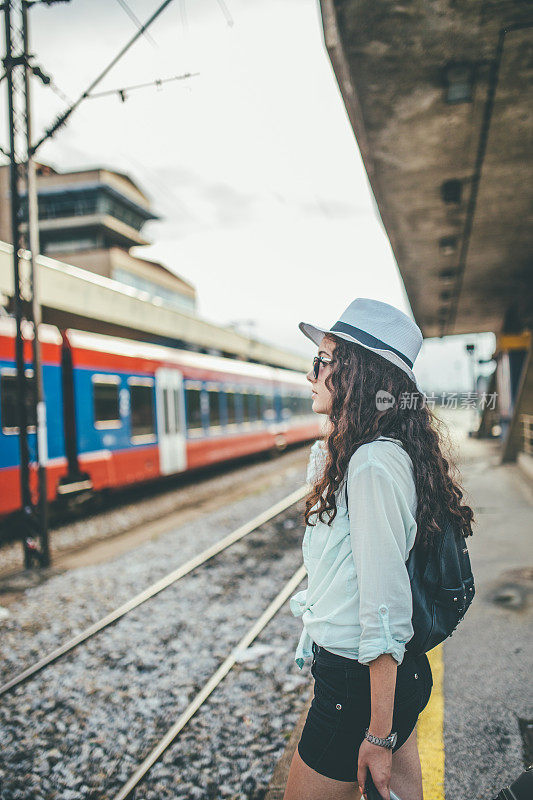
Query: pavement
442 410 533 799
265 408 533 800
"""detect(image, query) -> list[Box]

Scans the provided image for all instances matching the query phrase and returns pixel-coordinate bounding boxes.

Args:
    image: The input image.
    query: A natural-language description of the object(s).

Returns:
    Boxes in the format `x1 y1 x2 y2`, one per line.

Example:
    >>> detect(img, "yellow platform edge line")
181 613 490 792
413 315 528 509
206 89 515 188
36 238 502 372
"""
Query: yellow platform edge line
417 645 445 800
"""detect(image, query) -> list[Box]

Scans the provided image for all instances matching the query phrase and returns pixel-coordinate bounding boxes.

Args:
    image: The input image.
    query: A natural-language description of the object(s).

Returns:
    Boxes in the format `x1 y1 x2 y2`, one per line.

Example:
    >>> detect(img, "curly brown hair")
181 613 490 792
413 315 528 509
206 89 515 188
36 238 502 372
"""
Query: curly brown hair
304 334 475 548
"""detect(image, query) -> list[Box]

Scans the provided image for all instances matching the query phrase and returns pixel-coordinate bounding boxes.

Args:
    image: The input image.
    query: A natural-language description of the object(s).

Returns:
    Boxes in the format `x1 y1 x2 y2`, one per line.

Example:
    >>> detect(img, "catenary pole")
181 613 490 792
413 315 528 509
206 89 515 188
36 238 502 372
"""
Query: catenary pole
2 0 34 569
2 0 52 567
2 0 179 569
22 0 49 565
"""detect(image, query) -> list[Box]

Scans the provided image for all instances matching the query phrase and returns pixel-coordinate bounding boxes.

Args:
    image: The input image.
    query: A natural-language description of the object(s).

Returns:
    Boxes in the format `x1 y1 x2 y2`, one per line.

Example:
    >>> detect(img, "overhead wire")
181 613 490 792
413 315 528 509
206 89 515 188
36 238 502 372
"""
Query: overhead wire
114 0 158 47
215 0 234 27
86 72 198 102
30 0 176 155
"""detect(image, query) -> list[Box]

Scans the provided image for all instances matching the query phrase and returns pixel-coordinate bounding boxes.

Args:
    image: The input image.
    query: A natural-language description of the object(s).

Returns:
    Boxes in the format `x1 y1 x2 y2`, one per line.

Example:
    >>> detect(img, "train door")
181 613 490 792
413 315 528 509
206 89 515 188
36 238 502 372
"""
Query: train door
155 368 186 474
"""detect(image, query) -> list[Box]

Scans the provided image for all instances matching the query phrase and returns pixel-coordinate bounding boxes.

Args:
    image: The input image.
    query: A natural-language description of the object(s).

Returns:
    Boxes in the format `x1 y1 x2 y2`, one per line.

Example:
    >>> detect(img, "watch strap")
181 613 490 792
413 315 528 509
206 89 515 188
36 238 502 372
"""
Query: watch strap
364 727 397 749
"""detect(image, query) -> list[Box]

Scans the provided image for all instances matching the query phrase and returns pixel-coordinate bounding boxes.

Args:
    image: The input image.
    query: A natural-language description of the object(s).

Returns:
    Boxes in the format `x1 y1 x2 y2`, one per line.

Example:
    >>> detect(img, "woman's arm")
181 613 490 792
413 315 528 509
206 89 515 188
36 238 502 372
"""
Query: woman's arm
369 652 397 736
357 652 397 799
346 459 414 798
347 461 415 667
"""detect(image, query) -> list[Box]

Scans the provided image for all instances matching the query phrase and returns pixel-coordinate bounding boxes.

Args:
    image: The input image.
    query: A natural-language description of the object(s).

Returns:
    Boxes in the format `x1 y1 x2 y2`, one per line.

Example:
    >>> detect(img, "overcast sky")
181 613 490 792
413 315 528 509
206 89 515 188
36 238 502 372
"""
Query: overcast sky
2 0 495 391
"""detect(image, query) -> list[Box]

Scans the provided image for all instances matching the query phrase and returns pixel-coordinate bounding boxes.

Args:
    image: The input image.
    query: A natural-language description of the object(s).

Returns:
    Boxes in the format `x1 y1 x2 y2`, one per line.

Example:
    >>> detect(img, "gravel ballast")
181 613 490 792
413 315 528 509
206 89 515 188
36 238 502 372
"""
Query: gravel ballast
0 459 314 800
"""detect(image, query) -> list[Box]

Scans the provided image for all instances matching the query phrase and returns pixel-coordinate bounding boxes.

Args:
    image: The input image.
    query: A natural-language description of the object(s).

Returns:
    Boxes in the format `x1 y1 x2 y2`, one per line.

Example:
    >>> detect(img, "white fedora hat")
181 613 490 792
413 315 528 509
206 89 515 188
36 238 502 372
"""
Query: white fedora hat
299 297 426 396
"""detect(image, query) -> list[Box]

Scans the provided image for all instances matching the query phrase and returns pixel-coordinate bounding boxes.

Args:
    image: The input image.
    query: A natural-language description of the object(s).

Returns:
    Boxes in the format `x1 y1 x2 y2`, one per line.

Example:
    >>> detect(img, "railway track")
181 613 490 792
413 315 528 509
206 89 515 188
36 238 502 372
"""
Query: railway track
114 566 306 800
0 483 311 799
0 486 307 697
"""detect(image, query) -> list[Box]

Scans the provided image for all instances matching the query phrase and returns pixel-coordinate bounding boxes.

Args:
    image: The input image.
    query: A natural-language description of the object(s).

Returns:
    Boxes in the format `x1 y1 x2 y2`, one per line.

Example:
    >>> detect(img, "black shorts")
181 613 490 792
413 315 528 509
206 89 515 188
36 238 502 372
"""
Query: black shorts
297 641 433 782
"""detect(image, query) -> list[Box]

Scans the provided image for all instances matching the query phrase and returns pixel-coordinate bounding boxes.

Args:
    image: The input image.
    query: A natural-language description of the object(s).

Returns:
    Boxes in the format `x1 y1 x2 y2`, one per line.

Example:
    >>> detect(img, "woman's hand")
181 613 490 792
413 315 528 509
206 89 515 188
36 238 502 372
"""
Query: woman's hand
357 738 392 799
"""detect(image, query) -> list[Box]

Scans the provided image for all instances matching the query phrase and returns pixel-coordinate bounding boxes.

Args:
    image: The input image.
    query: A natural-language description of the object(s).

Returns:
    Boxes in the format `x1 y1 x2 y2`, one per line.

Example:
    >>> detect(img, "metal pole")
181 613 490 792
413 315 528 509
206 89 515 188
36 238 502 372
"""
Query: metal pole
22 0 49 566
3 0 34 568
2 0 49 567
466 343 477 432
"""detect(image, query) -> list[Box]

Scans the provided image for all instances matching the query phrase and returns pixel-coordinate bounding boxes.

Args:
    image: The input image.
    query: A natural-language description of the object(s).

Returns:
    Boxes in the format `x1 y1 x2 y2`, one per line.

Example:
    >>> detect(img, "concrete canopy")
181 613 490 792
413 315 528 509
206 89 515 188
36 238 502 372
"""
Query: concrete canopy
320 0 533 338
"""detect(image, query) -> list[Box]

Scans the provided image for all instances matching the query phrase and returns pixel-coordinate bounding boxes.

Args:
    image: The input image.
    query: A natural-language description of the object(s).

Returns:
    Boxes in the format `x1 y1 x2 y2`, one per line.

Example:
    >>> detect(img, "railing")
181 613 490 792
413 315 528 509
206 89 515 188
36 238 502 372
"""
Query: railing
521 414 533 455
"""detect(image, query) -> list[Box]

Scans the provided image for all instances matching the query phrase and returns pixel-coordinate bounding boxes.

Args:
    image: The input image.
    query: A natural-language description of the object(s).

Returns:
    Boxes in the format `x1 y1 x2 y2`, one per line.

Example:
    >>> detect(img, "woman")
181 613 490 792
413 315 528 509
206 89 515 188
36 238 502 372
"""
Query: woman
283 298 474 800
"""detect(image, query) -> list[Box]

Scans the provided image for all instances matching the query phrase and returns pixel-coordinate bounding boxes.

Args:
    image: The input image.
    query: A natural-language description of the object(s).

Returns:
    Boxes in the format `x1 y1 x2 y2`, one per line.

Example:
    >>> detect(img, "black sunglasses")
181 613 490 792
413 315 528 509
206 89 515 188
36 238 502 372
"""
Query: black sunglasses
312 355 333 379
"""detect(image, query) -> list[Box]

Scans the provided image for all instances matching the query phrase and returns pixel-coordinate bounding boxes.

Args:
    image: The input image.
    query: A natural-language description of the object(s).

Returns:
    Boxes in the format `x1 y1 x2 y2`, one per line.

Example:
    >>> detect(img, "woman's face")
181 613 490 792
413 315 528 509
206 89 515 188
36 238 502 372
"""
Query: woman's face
306 336 335 416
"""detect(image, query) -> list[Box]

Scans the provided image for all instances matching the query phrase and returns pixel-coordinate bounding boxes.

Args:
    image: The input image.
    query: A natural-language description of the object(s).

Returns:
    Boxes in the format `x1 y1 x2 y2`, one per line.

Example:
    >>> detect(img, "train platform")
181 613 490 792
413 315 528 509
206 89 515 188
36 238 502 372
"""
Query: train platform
265 409 533 800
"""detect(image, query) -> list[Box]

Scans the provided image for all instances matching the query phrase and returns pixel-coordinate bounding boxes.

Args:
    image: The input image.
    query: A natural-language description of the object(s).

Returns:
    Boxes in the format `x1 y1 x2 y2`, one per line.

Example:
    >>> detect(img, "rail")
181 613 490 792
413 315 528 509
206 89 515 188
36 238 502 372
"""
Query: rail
0 485 308 697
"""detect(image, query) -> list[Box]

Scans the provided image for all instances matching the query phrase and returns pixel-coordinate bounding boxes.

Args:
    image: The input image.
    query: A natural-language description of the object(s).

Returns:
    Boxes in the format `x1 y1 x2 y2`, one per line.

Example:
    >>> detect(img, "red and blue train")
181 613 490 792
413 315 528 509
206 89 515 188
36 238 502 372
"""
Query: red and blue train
0 319 321 521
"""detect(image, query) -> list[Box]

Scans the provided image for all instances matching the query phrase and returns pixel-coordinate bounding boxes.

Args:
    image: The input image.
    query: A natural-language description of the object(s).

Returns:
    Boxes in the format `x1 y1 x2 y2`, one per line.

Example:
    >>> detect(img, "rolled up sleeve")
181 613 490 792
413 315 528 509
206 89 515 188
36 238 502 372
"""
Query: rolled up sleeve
347 461 414 666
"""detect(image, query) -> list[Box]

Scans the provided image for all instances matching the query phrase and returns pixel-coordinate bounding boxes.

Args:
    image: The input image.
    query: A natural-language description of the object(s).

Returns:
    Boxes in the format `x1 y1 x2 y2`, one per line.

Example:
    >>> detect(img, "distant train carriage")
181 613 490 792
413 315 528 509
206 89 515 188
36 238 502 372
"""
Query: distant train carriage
0 320 68 511
0 319 320 520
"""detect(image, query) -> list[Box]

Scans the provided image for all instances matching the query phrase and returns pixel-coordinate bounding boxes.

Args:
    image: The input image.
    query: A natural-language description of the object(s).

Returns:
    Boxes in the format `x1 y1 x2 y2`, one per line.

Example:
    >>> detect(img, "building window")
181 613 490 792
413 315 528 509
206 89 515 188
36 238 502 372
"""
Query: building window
43 237 97 254
111 268 196 314
93 375 121 428
129 379 155 439
444 62 474 104
97 193 146 231
0 370 36 433
23 186 148 232
28 188 99 221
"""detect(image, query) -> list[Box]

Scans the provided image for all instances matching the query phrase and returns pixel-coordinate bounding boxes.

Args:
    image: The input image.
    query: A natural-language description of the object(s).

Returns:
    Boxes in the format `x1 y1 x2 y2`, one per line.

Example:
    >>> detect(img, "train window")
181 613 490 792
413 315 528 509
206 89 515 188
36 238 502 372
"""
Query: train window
185 387 202 430
241 390 249 422
280 395 291 419
93 375 121 428
242 391 253 422
248 392 258 421
0 370 36 433
263 392 275 422
255 392 264 421
236 392 243 424
226 390 237 425
244 392 253 421
302 395 312 415
129 380 155 439
282 393 311 418
207 389 221 428
163 388 171 434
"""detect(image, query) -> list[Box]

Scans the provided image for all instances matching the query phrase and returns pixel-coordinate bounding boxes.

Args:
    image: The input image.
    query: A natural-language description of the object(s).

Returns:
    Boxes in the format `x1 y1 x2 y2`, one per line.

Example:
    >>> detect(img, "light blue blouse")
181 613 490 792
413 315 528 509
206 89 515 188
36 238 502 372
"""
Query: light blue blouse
290 436 417 669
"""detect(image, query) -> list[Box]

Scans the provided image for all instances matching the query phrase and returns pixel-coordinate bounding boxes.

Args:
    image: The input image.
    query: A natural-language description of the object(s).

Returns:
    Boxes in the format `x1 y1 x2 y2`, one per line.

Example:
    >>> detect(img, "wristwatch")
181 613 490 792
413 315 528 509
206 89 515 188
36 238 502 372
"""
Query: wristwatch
364 727 398 750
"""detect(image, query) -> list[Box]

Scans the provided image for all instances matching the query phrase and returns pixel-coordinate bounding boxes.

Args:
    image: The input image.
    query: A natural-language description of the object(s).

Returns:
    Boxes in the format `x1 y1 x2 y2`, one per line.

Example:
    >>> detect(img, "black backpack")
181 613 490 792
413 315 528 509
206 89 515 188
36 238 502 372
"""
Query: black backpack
405 513 475 656
342 438 475 656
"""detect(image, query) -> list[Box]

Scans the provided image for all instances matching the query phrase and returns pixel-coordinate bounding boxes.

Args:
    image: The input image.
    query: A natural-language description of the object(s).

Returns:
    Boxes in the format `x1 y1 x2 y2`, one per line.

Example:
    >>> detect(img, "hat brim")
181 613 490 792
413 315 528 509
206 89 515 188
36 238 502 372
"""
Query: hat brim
299 321 426 398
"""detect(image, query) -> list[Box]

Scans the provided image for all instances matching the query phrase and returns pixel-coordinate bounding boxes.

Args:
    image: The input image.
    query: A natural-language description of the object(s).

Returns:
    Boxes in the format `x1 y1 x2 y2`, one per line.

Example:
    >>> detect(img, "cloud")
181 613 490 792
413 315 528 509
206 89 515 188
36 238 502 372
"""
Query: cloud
298 198 369 219
142 165 260 234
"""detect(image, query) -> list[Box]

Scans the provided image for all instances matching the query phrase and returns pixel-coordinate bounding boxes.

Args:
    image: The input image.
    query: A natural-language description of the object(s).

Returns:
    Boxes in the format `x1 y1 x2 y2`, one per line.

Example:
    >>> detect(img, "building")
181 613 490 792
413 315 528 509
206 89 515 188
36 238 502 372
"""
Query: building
0 162 196 315
0 163 309 371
